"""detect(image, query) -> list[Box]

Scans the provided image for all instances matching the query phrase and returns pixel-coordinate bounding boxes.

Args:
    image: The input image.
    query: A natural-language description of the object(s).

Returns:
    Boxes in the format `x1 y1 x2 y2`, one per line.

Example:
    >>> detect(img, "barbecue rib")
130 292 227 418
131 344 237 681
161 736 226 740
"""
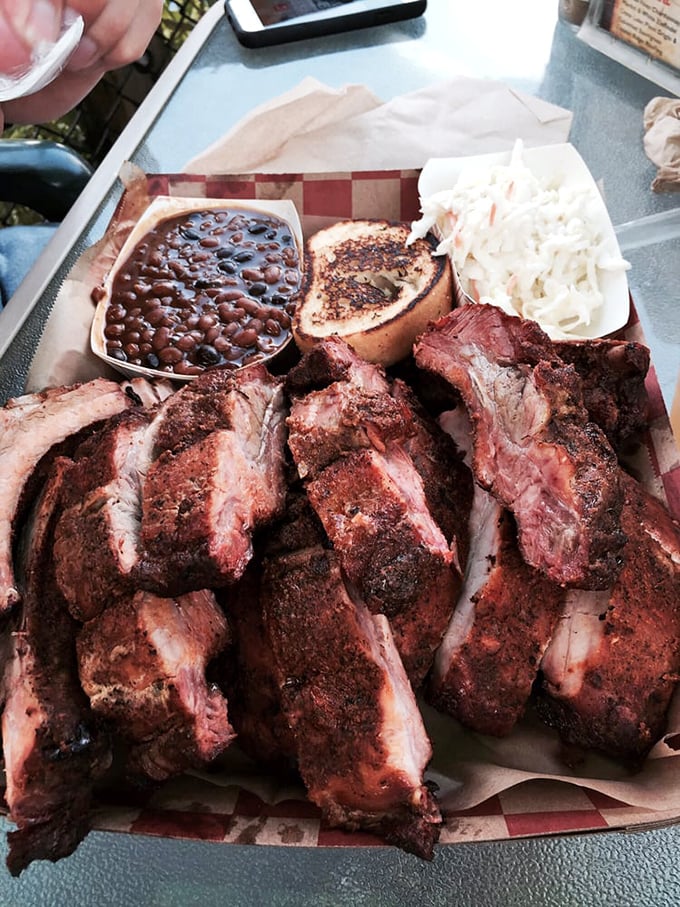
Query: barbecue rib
0 378 138 612
139 363 288 594
537 473 680 761
77 589 234 781
286 338 461 687
53 408 157 622
2 460 111 876
306 447 458 685
429 407 566 736
553 338 650 454
414 305 625 589
262 544 441 858
391 378 473 560
285 336 414 480
218 489 325 767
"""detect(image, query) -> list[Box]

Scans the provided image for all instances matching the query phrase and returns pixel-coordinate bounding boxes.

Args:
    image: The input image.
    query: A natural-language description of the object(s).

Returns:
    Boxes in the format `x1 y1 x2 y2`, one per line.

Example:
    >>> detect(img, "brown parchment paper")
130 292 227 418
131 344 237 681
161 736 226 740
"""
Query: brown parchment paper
643 96 680 192
22 78 680 842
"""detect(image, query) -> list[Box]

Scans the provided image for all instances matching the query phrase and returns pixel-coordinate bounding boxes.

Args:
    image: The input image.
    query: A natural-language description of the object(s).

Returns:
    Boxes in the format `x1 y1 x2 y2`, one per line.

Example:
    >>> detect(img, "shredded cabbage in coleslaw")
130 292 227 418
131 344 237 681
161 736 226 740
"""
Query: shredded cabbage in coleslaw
408 141 630 340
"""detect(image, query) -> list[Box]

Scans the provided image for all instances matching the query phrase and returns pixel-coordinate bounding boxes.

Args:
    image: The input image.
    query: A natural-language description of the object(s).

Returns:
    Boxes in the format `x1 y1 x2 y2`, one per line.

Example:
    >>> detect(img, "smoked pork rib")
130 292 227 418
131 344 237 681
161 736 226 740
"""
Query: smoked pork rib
430 499 565 736
218 566 297 768
262 544 441 859
414 305 625 590
2 460 111 876
218 490 324 767
553 338 650 454
306 447 457 686
429 406 565 736
286 338 461 687
53 408 157 622
0 377 137 612
537 473 680 762
139 363 288 595
285 336 415 480
390 378 473 560
78 589 234 781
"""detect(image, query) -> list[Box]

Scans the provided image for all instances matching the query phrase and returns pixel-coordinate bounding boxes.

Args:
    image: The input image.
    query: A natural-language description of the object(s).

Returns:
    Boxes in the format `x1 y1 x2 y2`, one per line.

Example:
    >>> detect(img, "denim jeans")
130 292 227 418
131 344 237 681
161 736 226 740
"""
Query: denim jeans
0 223 57 310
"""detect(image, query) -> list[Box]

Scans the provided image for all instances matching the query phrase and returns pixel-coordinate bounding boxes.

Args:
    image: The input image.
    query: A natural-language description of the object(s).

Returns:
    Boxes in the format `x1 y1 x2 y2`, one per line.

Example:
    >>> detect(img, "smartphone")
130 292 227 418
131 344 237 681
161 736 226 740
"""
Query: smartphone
224 0 427 48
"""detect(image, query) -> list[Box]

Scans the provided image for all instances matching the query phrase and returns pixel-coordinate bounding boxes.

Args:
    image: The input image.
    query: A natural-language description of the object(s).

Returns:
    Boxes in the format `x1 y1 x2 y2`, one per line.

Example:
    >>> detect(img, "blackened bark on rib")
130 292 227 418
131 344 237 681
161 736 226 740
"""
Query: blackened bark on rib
3 460 111 877
262 545 441 859
537 473 680 762
414 305 625 590
138 364 288 595
0 378 135 613
553 338 650 455
77 588 234 783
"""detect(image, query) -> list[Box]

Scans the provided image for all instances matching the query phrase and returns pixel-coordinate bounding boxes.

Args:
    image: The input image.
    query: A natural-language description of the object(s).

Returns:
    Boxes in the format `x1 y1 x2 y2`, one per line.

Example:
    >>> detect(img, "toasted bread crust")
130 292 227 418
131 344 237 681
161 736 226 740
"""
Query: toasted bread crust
293 220 452 366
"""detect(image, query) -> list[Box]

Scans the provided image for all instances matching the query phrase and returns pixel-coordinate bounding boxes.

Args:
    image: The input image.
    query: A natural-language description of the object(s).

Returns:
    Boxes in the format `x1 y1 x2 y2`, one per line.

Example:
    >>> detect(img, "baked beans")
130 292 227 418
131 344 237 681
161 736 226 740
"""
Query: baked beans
95 208 301 376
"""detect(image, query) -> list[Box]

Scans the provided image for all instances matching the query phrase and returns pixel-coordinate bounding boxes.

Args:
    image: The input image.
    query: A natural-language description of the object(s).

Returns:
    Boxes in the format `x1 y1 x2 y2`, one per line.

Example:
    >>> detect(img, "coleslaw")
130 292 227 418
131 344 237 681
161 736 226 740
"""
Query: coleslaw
408 141 630 340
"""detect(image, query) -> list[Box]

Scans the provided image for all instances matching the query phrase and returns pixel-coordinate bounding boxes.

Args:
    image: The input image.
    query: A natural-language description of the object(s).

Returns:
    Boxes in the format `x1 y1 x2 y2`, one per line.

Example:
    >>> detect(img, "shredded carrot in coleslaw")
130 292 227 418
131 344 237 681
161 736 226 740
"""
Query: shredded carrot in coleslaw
408 141 630 340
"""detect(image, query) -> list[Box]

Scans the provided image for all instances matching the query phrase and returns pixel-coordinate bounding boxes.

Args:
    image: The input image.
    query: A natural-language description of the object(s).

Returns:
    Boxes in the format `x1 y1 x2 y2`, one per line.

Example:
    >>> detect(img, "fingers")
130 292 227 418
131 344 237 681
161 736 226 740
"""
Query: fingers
0 0 65 73
65 0 165 74
1 67 102 124
1 0 164 128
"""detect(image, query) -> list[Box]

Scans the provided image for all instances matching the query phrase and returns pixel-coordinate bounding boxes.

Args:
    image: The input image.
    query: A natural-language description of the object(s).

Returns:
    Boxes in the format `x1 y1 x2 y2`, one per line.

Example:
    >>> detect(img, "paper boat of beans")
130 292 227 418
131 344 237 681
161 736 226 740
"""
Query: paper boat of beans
90 197 304 382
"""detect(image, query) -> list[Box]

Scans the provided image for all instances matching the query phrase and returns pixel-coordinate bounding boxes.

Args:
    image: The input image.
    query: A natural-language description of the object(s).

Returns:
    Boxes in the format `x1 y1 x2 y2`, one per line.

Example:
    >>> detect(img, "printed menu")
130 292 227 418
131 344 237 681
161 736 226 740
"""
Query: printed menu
578 0 680 93
607 0 680 68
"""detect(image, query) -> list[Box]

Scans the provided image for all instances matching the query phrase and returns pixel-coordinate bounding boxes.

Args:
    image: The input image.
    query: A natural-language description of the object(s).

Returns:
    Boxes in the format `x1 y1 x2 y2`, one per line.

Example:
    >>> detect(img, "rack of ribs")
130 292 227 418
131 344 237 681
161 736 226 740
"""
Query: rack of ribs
285 337 465 687
77 588 234 782
138 362 288 594
261 543 441 859
51 364 288 621
1 460 111 876
537 472 680 762
218 488 325 768
429 406 566 736
414 304 625 590
0 378 142 613
53 408 158 621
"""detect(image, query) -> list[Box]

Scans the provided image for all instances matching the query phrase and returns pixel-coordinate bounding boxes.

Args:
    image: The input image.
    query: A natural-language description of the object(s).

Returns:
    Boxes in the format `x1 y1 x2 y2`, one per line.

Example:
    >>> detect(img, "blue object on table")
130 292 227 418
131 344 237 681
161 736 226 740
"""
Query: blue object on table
0 139 91 310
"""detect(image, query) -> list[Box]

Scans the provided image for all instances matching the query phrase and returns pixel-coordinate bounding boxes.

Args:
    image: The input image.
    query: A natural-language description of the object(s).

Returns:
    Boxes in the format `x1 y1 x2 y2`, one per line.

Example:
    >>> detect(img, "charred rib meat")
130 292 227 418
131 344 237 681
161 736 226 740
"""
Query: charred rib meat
139 363 288 594
53 408 157 622
537 473 680 762
414 304 625 589
286 338 461 687
0 378 137 612
430 407 566 736
2 461 111 876
262 544 441 858
553 338 650 454
77 588 234 782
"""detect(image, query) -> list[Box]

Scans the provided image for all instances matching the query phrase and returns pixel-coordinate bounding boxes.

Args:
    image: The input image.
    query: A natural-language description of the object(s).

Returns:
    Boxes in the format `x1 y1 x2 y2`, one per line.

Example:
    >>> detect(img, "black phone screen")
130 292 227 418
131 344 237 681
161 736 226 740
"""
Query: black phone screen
251 0 351 27
225 0 426 48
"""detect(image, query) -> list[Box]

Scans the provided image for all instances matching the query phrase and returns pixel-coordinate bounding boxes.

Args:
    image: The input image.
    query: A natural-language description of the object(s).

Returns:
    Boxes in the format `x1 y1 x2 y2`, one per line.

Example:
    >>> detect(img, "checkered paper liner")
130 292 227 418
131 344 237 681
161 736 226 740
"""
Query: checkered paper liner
88 774 680 849
21 169 680 852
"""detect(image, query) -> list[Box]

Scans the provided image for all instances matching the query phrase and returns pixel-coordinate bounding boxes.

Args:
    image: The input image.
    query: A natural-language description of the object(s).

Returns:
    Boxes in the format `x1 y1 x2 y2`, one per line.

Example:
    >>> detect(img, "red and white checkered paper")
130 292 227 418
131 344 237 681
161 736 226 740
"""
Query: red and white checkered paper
45 170 680 850
89 775 680 848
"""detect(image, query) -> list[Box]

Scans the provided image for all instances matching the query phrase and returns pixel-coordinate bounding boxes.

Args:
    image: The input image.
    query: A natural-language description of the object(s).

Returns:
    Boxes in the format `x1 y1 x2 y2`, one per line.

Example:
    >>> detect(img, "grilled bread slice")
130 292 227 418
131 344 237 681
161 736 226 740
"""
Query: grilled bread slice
293 219 453 367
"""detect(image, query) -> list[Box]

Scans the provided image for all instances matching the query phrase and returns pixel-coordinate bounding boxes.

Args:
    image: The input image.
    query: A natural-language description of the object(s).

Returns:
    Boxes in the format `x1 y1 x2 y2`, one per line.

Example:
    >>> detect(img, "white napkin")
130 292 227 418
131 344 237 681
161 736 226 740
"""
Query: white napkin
184 76 573 174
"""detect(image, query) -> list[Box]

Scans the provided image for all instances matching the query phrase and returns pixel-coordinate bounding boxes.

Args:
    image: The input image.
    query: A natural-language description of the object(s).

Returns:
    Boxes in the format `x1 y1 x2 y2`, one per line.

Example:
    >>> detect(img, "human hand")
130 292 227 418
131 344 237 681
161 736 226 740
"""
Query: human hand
62 0 165 77
0 0 66 74
1 0 164 128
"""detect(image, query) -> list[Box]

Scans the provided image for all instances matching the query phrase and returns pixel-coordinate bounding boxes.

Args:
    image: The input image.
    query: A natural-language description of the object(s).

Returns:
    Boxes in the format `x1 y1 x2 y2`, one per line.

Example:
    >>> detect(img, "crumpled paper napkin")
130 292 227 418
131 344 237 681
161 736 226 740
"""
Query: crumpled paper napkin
184 75 573 174
643 97 680 192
